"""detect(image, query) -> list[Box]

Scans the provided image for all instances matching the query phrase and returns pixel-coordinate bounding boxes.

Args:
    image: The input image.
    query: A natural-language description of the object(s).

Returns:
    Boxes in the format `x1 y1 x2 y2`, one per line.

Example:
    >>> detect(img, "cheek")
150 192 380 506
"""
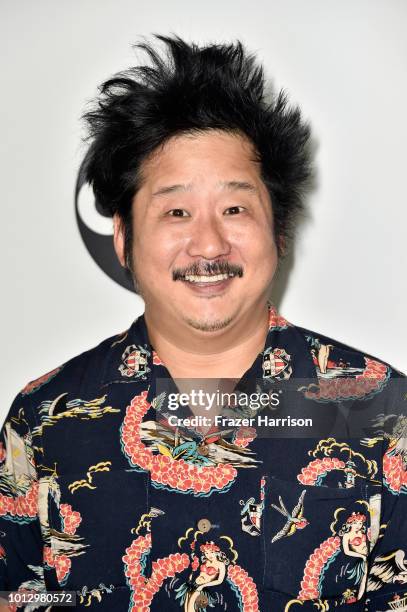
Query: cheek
132 230 184 279
233 224 277 264
246 230 278 283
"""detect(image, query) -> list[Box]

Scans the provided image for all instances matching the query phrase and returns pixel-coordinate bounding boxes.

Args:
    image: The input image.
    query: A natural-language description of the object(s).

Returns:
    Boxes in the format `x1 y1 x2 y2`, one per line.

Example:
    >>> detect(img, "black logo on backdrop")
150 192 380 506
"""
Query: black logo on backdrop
75 164 134 293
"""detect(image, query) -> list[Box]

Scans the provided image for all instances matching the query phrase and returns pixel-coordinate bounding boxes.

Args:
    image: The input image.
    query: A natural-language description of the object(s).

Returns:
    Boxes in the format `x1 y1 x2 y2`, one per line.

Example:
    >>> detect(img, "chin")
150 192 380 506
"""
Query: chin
182 312 235 333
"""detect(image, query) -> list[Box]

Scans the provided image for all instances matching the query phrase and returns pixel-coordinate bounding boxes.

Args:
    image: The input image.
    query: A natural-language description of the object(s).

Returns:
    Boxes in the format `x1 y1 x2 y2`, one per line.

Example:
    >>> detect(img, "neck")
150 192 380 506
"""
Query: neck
143 301 270 379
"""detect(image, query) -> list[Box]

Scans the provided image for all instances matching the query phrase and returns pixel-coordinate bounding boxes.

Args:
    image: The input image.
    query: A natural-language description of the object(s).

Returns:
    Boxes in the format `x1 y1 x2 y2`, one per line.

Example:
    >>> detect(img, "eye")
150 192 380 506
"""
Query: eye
224 206 245 215
166 209 190 217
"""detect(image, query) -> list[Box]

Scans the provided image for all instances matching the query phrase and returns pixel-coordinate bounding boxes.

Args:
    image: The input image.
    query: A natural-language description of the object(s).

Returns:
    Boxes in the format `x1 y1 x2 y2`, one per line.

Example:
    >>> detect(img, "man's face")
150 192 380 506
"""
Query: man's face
114 130 278 333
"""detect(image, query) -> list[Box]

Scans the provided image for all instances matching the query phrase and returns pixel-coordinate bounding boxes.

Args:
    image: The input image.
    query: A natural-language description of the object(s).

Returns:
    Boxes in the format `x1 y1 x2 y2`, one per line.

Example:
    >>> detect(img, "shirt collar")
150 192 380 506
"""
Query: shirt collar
101 301 318 388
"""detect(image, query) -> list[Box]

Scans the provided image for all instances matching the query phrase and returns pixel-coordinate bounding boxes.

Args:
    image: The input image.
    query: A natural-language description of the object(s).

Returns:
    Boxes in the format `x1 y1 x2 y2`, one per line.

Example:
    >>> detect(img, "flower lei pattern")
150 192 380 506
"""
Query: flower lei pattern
43 503 83 585
227 564 260 611
0 440 38 524
0 479 39 524
268 305 291 330
297 535 341 600
297 457 346 486
301 358 389 402
383 444 407 495
120 391 256 496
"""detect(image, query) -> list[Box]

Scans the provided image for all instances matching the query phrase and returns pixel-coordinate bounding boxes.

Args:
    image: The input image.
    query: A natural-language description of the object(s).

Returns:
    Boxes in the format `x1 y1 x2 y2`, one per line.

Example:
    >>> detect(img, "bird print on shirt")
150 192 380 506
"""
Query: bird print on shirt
270 489 309 543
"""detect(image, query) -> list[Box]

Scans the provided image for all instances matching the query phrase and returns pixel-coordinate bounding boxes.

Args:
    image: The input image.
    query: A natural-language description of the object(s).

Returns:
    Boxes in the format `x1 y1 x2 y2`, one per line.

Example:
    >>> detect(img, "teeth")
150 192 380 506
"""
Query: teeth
184 273 231 283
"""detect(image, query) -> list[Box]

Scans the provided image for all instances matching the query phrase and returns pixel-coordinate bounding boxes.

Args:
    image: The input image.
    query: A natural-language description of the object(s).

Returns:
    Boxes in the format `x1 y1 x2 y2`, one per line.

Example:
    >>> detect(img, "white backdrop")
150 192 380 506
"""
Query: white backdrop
1 0 406 413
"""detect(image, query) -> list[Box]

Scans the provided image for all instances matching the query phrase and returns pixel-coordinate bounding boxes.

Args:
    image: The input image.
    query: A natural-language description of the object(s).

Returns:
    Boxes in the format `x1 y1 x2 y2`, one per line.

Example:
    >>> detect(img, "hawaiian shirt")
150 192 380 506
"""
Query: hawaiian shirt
0 303 406 612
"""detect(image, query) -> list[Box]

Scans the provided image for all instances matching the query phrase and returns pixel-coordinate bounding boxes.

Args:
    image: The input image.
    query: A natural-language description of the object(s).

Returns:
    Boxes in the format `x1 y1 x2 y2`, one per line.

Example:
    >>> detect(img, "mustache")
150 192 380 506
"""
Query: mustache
172 260 244 281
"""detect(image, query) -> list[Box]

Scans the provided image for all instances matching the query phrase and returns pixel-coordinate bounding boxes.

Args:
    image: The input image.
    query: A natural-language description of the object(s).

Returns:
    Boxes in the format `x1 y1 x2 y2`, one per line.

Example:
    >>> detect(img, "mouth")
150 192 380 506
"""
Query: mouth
178 271 239 294
183 272 237 284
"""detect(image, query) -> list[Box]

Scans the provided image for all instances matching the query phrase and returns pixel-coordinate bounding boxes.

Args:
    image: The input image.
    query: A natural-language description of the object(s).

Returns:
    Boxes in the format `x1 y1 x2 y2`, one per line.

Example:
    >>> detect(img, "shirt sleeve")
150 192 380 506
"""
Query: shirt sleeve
0 390 46 598
365 372 407 611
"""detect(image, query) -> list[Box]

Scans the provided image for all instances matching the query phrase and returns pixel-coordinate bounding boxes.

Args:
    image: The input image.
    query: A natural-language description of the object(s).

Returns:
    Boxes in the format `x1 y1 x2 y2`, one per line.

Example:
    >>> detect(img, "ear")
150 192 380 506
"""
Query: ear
113 213 126 267
277 234 286 257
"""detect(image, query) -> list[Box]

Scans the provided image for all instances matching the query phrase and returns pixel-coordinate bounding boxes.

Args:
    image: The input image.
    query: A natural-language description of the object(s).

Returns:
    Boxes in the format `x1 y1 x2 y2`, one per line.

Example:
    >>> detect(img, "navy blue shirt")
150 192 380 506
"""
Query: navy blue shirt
1 303 406 611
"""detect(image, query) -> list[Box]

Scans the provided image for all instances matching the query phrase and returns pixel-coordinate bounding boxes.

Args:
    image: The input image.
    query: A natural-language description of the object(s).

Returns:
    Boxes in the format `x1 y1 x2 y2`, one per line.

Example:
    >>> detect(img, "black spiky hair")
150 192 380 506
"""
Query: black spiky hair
82 33 312 268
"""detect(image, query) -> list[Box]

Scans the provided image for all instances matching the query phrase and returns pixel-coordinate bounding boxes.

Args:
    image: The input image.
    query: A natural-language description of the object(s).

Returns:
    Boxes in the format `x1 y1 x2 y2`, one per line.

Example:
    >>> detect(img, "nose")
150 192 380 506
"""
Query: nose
186 215 231 259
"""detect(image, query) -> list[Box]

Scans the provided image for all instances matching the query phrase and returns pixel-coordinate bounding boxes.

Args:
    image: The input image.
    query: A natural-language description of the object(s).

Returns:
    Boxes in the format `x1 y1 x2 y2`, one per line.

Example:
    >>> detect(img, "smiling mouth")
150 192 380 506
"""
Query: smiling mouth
182 273 237 284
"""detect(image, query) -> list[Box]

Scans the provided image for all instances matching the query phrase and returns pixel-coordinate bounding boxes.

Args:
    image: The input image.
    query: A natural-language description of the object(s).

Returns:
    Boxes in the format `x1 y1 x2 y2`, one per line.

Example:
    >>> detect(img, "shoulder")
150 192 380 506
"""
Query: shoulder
285 321 406 406
293 323 405 378
2 324 135 443
16 326 131 404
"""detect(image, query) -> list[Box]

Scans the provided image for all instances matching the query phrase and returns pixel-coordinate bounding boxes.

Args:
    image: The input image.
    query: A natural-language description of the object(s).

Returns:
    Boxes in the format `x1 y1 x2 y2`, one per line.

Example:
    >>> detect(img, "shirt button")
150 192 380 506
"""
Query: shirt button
197 518 212 532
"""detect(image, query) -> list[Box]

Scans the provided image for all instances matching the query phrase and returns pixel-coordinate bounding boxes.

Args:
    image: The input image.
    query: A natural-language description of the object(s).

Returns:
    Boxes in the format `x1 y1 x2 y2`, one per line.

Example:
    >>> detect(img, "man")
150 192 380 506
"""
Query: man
0 35 405 611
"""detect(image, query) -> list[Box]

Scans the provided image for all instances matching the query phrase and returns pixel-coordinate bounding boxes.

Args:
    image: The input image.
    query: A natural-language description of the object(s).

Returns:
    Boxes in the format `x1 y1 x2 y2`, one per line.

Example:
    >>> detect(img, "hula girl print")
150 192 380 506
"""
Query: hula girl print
123 511 260 611
298 509 369 602
175 541 228 611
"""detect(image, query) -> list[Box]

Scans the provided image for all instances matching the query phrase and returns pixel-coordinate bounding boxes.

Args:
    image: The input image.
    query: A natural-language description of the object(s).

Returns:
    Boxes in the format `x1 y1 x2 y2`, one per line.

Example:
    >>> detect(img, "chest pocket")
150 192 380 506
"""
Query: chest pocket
261 475 381 603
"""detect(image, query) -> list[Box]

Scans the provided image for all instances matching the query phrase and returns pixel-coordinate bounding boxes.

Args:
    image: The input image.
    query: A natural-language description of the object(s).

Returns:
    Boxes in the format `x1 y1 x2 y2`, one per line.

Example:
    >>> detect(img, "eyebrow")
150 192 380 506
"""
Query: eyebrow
218 180 259 194
152 180 259 197
152 184 192 197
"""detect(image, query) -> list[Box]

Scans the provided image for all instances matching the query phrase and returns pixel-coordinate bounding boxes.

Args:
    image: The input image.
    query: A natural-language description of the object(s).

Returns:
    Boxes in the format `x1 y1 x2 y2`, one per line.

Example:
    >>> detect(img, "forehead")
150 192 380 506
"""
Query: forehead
139 129 261 186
